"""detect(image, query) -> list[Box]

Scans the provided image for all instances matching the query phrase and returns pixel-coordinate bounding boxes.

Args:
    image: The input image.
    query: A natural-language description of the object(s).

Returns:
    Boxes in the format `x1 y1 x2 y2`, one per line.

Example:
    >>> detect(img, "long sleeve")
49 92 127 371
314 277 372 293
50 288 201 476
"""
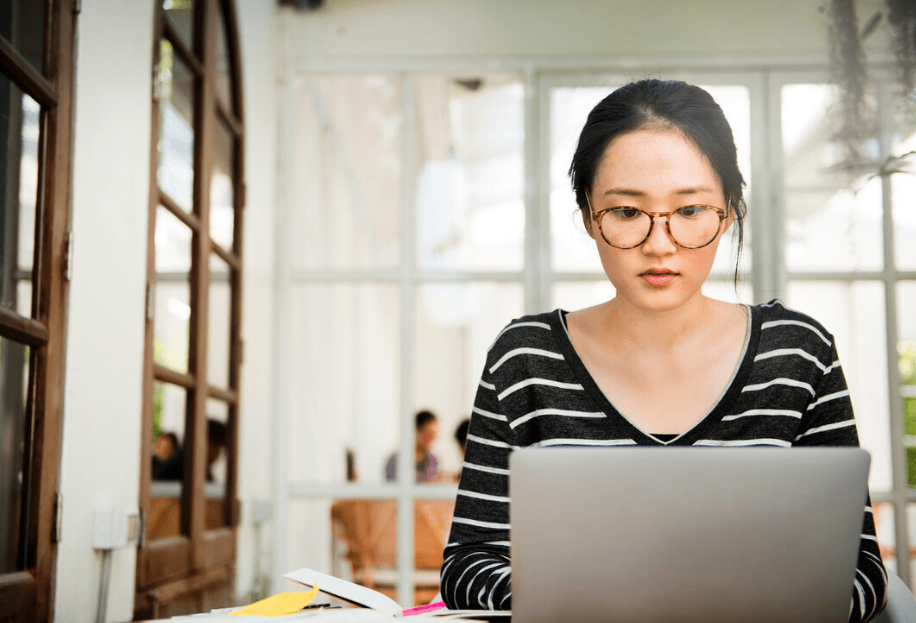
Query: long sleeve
440 361 515 610
439 312 639 609
792 338 887 622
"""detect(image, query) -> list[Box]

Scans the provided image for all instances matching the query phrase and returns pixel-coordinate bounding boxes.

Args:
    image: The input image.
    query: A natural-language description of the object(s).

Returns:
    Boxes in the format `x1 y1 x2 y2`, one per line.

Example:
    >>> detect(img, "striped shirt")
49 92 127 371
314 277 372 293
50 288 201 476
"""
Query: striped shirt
441 300 887 622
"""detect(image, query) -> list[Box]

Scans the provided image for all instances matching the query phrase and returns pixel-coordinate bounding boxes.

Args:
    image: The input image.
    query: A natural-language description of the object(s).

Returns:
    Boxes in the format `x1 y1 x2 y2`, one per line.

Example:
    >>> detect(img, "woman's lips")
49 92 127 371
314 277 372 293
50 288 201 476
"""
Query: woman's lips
642 270 677 286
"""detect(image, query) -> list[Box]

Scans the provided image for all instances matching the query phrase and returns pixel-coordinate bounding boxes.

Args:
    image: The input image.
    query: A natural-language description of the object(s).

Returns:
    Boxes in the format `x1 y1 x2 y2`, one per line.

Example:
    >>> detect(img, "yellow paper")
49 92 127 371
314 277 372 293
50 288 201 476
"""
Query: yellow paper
229 584 320 617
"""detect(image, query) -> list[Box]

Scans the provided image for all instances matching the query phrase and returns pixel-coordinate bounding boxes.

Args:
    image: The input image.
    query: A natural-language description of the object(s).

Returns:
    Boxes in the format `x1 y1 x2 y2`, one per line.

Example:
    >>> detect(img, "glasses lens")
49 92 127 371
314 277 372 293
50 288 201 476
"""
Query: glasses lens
669 206 721 248
599 208 651 248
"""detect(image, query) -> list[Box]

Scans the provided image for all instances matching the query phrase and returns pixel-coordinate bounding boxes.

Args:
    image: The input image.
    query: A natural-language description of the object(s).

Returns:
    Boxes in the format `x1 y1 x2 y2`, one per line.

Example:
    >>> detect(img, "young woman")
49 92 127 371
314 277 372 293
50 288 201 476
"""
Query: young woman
439 79 887 622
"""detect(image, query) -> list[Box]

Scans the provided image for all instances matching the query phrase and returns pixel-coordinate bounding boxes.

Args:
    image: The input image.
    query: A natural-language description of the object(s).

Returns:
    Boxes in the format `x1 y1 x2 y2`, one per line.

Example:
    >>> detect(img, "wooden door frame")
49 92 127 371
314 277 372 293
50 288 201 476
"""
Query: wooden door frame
136 0 244 614
0 0 75 621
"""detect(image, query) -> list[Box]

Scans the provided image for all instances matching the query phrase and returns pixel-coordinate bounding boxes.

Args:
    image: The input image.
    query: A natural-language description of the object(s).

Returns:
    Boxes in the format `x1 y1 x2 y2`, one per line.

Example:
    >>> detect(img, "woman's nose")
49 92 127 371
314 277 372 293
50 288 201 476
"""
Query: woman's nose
640 215 677 255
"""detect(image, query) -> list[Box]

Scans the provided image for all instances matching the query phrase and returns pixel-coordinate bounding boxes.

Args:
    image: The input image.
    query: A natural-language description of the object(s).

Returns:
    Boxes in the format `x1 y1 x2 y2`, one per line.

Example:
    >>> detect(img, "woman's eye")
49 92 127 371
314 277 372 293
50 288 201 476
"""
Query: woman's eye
677 206 705 218
610 208 642 220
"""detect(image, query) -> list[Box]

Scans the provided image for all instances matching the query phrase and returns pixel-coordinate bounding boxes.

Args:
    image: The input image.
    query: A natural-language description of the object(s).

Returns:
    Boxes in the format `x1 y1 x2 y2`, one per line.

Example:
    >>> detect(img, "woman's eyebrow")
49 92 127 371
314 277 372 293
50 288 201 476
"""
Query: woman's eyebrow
674 185 717 195
601 185 717 197
601 187 645 197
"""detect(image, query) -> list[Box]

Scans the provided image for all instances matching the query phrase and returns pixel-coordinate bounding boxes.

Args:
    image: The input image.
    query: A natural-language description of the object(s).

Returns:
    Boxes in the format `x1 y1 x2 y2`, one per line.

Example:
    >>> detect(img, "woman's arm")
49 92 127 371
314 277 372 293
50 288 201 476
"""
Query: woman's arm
440 367 515 610
794 342 888 623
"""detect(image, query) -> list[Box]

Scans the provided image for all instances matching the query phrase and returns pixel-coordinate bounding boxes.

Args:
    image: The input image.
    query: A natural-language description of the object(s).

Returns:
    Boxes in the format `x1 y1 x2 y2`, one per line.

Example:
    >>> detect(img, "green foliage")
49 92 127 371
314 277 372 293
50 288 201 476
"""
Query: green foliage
901 342 916 386
152 338 165 439
900 343 916 485
153 337 165 366
908 446 916 487
153 384 164 440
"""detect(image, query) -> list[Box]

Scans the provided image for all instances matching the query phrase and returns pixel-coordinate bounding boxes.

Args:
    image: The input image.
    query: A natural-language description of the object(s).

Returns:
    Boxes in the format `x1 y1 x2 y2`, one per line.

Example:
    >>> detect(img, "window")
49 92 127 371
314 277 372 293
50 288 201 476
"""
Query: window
0 1 75 621
135 0 245 617
277 66 916 602
282 72 525 606
772 73 916 583
547 70 916 588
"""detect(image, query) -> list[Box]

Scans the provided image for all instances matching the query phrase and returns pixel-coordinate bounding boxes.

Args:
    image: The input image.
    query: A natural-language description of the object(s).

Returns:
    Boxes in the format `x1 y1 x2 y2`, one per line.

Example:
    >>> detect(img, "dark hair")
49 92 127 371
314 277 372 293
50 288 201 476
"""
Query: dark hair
454 418 470 446
568 79 747 280
158 431 180 451
415 410 437 430
345 447 358 482
207 418 227 445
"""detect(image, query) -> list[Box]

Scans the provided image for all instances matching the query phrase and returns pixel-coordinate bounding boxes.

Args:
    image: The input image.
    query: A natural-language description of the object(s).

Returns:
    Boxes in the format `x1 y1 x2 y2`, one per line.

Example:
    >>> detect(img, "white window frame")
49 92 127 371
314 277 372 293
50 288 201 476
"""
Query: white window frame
274 59 915 602
767 68 916 580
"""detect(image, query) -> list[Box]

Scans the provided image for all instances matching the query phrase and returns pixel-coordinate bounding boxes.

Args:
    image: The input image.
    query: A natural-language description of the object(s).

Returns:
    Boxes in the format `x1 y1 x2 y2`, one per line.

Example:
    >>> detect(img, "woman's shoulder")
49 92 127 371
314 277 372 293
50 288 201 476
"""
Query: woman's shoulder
751 299 837 350
485 309 564 355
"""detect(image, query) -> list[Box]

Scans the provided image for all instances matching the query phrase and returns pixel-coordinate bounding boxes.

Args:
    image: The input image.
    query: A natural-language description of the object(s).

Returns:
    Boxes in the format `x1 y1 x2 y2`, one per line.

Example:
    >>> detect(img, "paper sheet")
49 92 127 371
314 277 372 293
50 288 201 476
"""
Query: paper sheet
173 609 395 623
229 585 320 617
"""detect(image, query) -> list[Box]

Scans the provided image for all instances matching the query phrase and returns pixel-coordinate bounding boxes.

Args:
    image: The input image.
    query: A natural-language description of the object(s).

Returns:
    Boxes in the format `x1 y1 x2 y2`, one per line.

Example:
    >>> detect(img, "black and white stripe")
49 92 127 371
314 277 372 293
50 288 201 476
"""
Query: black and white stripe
440 300 887 622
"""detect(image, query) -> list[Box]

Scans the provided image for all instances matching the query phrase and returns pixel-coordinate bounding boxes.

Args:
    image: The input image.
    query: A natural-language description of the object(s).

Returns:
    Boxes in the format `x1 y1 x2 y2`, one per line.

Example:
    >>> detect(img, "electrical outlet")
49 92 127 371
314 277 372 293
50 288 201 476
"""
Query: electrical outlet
252 499 272 525
93 508 141 550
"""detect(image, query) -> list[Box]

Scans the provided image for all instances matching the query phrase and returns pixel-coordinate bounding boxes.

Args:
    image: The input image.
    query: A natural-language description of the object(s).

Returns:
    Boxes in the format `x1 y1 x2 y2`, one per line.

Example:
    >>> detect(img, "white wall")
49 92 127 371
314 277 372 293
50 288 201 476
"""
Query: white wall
57 0 155 620
235 0 280 604
55 0 279 620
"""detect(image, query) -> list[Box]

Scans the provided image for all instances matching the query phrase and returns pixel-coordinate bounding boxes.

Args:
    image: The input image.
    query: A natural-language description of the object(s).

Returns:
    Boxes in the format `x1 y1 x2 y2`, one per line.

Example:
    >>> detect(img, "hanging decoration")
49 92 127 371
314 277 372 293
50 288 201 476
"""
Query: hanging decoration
825 0 916 174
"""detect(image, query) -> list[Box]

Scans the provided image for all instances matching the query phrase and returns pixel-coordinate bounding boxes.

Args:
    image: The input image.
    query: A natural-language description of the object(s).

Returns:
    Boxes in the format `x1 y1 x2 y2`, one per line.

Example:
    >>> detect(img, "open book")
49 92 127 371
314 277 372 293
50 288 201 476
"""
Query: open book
284 566 509 620
284 567 407 616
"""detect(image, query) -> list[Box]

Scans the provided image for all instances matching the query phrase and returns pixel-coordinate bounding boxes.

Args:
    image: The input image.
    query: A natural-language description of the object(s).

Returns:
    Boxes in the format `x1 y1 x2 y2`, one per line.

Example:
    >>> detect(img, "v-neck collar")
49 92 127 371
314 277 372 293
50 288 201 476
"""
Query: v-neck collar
548 306 759 446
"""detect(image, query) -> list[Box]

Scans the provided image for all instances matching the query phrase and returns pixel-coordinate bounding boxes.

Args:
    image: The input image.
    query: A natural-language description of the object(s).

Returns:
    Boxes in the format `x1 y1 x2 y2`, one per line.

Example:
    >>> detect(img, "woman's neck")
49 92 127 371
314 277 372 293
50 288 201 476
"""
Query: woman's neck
600 295 716 353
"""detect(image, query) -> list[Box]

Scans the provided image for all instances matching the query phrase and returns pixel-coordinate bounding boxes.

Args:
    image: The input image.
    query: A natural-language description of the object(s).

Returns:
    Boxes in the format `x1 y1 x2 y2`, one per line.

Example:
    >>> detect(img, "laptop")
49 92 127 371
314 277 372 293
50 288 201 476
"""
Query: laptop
509 446 870 623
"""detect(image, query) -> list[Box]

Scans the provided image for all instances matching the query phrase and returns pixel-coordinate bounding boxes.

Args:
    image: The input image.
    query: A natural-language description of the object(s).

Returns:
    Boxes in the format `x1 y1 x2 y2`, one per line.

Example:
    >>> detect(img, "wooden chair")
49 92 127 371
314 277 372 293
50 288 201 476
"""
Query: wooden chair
330 499 455 606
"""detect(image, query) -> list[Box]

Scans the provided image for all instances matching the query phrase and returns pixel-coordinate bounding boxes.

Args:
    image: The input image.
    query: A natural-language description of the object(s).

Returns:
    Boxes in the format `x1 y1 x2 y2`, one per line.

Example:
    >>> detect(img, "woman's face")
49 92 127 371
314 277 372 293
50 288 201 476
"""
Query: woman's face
417 421 439 451
586 128 730 314
155 436 175 459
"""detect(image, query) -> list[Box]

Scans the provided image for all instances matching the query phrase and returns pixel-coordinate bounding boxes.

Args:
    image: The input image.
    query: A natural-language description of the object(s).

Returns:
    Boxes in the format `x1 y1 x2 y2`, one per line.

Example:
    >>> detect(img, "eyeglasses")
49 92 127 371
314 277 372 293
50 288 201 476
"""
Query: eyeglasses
585 189 729 250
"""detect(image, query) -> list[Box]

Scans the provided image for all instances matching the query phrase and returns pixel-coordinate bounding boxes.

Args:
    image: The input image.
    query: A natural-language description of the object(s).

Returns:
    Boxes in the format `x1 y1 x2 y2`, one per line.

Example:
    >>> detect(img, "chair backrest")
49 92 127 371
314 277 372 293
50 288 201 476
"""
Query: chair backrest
331 500 398 573
330 499 455 582
414 499 454 568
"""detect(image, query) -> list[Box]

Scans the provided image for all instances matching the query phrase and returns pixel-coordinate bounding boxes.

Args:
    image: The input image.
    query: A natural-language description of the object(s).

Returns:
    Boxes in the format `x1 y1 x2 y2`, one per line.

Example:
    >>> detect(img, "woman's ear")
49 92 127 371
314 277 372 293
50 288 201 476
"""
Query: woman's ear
722 196 737 233
581 208 596 239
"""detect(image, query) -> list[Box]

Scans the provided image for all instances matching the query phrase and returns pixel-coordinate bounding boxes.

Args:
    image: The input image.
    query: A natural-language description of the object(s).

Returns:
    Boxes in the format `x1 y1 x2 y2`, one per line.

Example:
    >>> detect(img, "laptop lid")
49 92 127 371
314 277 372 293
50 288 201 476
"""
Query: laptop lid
510 447 870 623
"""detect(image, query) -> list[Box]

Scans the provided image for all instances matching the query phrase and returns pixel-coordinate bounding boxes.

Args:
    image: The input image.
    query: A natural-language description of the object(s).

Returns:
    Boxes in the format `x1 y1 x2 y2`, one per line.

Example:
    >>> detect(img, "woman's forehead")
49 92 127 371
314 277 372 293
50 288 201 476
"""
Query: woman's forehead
593 128 723 197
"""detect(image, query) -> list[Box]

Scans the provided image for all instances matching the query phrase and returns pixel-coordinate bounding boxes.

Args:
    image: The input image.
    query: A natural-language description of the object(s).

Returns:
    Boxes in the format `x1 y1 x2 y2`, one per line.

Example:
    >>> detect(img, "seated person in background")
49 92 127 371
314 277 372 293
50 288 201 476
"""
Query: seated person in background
386 410 442 483
346 447 358 482
206 418 227 483
152 431 182 480
439 79 886 622
451 418 471 481
454 418 470 457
